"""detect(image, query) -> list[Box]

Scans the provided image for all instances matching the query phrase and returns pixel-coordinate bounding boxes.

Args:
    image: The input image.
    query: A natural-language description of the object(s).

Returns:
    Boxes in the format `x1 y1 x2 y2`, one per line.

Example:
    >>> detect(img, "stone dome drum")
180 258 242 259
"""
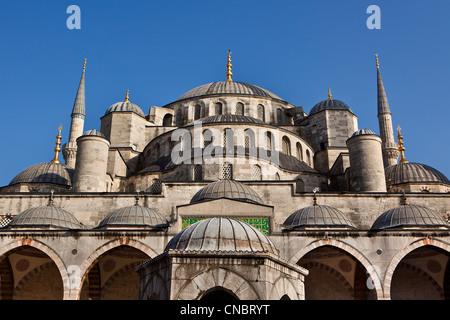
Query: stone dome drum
9 162 74 187
176 81 284 102
165 217 278 255
283 204 356 229
190 179 264 204
7 205 83 230
371 204 449 230
97 205 169 229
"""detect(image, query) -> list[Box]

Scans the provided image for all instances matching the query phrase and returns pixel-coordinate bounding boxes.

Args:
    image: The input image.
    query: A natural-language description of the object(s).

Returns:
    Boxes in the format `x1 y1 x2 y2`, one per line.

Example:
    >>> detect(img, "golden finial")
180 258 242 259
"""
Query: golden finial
396 125 408 164
51 125 63 164
83 58 87 71
328 88 332 100
226 50 233 82
375 53 379 68
124 90 130 102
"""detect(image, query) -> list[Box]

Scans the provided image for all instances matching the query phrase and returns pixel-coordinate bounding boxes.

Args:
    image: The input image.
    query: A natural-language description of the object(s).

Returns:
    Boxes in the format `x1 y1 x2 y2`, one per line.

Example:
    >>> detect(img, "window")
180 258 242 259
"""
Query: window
236 102 244 116
257 104 265 122
277 108 282 124
296 142 303 161
221 163 233 180
194 165 203 181
295 178 304 193
176 108 184 126
194 104 202 120
162 114 173 126
282 136 291 156
266 131 273 151
306 150 312 166
252 165 262 180
215 102 223 115
203 129 213 148
150 179 162 194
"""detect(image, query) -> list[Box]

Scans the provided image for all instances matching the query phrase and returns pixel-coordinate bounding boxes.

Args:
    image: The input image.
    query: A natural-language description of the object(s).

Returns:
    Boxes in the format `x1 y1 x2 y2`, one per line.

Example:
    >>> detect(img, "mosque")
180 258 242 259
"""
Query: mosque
0 52 449 300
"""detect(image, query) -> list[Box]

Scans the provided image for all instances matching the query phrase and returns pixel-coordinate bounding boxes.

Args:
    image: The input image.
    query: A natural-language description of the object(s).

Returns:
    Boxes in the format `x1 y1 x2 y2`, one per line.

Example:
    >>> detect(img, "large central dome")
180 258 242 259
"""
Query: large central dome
176 81 284 102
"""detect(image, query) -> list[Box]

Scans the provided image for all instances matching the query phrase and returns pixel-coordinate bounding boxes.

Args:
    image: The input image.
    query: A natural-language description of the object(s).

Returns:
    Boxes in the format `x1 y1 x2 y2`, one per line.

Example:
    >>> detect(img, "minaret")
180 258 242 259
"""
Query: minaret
375 54 399 168
62 58 86 168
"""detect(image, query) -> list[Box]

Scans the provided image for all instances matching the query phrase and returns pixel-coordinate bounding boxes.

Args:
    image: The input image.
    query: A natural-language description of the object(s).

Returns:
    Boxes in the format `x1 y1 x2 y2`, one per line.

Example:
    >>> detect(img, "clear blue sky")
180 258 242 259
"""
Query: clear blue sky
0 0 449 187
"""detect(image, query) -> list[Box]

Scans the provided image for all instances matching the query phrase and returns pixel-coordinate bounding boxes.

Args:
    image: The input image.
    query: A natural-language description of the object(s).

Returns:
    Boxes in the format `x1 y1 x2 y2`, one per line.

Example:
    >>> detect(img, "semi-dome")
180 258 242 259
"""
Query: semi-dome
189 114 265 125
190 179 264 204
371 204 448 230
176 81 284 102
385 162 450 186
165 217 278 255
97 205 169 229
283 203 356 229
6 205 83 230
9 162 74 187
310 99 353 116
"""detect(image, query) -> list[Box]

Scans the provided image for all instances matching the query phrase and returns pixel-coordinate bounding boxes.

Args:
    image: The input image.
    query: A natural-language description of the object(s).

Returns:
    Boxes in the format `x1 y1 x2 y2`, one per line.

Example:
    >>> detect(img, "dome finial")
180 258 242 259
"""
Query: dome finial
313 187 319 205
51 125 63 164
135 189 140 206
328 88 332 100
375 53 379 68
48 189 54 206
396 125 408 164
226 50 233 82
124 90 130 102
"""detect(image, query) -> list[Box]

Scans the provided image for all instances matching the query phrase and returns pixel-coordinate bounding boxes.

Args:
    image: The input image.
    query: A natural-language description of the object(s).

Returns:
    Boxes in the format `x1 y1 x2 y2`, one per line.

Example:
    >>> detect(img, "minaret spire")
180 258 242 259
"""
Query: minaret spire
62 58 87 168
375 54 399 168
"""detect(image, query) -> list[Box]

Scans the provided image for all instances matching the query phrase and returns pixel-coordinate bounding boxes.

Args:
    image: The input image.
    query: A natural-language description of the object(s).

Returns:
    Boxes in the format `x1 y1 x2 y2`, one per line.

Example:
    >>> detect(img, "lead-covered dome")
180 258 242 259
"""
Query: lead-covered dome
190 179 264 204
105 92 145 117
165 217 278 255
283 204 356 229
6 205 83 230
385 162 450 186
371 204 448 230
9 162 74 187
176 81 284 102
97 205 169 229
310 99 353 116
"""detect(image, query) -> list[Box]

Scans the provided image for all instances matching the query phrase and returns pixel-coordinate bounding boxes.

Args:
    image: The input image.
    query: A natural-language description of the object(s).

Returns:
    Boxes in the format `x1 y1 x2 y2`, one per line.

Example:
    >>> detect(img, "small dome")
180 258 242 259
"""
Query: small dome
9 162 74 187
176 81 284 102
190 179 264 204
385 162 450 186
189 114 265 125
310 99 353 116
105 101 145 117
283 204 356 229
351 129 376 137
165 217 278 255
371 205 448 230
82 129 107 138
97 205 169 229
7 205 83 230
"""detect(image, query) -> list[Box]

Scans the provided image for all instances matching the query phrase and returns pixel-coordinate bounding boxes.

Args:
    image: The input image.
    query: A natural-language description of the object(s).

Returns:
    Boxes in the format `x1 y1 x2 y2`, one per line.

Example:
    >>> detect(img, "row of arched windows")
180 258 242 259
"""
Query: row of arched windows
192 164 263 181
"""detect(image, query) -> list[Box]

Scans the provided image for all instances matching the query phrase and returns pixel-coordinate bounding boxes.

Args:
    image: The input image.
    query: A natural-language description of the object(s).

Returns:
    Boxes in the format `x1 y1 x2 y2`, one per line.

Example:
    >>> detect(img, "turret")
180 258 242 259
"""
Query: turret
346 129 387 192
72 130 110 192
62 58 86 168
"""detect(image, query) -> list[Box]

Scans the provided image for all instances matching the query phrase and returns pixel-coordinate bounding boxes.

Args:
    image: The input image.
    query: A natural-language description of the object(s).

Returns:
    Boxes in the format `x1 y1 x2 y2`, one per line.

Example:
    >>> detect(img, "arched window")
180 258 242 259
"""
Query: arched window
215 102 223 115
296 142 303 161
223 128 233 149
252 164 262 180
275 173 280 180
150 179 162 194
194 165 203 181
176 108 184 126
265 131 273 151
277 108 283 124
235 102 244 116
282 136 291 156
221 163 233 180
257 104 265 122
295 178 304 193
194 104 202 120
203 129 213 148
162 114 173 126
306 150 312 166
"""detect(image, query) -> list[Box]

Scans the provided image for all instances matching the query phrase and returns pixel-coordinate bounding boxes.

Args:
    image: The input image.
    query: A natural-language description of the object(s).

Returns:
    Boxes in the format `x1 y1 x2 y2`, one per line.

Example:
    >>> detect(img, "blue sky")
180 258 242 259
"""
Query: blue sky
0 0 449 187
